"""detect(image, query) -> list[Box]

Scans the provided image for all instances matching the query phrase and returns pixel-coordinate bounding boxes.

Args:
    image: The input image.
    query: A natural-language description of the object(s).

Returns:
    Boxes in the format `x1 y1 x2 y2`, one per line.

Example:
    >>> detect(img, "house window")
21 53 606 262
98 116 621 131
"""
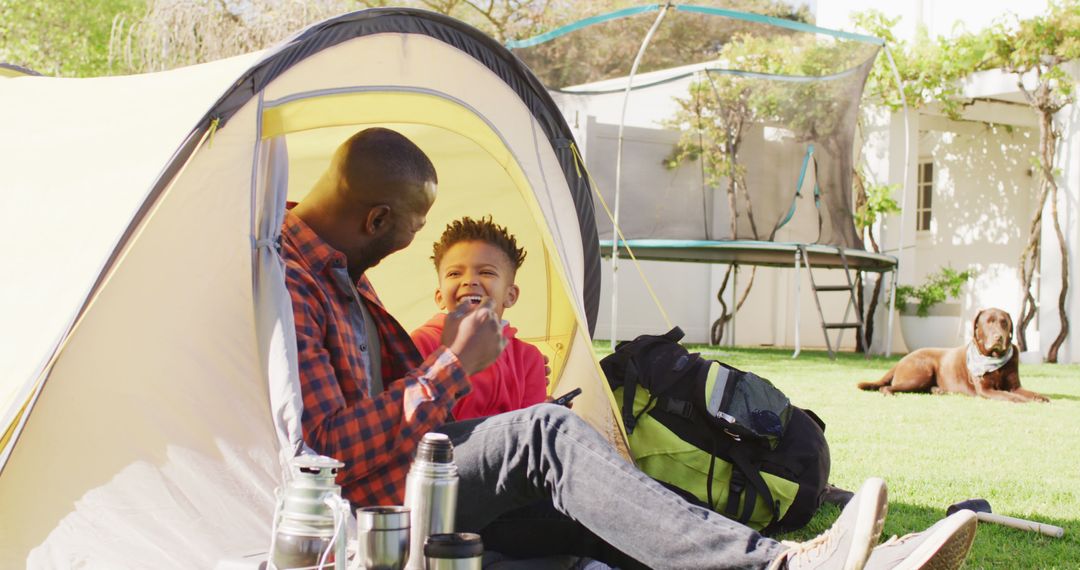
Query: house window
916 161 933 232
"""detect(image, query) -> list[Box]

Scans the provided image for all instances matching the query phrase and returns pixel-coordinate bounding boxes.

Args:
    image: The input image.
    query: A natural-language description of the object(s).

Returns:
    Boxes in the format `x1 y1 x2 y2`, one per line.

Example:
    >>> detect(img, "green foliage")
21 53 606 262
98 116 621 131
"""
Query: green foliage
0 0 145 76
981 0 1080 110
854 181 900 231
896 266 976 317
984 0 1080 74
851 9 988 120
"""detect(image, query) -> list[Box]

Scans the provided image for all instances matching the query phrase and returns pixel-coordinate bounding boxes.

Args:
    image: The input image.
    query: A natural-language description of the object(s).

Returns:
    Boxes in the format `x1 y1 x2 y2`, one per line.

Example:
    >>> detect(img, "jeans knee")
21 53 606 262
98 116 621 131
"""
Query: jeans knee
529 402 575 424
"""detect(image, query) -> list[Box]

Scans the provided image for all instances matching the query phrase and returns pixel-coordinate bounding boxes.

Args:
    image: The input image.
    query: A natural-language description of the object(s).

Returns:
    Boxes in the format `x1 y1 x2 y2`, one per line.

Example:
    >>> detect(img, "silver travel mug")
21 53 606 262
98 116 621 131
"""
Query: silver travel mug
356 506 411 570
423 533 483 570
403 433 459 570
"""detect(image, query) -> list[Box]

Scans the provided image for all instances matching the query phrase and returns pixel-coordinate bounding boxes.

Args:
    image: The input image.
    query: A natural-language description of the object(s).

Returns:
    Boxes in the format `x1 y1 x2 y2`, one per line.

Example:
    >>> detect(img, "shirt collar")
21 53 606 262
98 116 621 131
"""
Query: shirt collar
283 209 348 273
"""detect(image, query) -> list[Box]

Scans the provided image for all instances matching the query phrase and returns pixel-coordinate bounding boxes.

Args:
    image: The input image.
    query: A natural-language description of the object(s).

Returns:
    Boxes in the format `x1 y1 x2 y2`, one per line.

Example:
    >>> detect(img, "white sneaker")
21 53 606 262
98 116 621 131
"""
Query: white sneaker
864 510 978 570
769 478 888 570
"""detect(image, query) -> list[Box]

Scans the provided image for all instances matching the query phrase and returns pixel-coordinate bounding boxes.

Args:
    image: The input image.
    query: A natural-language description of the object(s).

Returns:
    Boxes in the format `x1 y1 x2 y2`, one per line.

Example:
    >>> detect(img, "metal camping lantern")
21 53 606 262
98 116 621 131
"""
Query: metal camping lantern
270 454 350 570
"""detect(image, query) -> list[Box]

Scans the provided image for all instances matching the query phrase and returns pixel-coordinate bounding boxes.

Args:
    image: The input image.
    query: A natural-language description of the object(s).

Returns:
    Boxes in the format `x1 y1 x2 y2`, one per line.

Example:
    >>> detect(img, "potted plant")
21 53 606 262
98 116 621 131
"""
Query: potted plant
895 267 975 351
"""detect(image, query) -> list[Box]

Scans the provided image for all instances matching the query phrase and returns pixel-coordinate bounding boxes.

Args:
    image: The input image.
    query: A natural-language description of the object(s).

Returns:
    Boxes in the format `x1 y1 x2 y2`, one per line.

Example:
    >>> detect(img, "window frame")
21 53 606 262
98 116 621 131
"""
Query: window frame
915 159 934 233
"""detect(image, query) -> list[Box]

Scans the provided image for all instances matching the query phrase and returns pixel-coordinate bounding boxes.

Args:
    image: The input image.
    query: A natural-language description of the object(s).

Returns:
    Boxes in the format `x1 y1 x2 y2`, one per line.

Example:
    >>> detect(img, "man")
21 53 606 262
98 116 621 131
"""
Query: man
281 127 977 569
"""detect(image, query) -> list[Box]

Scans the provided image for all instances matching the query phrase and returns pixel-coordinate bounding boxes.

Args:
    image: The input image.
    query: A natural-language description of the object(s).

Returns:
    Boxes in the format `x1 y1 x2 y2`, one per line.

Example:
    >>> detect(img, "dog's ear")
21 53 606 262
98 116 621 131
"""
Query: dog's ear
973 308 986 342
1005 311 1014 343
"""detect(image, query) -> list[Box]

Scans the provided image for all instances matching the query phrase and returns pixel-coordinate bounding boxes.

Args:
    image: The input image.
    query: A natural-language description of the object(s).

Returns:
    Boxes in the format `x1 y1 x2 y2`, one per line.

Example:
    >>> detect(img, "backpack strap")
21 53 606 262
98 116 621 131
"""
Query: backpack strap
610 327 688 435
622 358 640 434
725 443 780 530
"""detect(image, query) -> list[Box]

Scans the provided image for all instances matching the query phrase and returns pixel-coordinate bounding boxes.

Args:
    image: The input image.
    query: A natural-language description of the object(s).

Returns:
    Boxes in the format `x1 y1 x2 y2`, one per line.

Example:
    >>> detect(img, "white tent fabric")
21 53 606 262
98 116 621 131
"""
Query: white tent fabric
0 9 617 568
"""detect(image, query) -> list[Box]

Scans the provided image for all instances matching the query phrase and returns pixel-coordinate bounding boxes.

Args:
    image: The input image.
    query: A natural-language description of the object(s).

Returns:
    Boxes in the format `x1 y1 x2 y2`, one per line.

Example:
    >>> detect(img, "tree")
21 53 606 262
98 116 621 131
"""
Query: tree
0 0 145 76
110 0 810 81
111 0 354 73
982 0 1080 362
513 0 811 89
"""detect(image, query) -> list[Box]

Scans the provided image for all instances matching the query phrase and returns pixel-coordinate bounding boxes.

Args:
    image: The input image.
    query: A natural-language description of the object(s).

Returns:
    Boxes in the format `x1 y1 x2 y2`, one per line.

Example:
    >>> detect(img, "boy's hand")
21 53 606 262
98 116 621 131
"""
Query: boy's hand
447 297 505 375
542 394 573 409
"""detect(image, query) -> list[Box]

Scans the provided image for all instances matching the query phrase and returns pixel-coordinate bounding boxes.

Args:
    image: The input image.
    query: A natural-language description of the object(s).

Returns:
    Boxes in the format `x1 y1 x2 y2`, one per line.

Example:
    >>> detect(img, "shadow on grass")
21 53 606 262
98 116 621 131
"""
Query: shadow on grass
780 500 1078 569
1042 393 1080 402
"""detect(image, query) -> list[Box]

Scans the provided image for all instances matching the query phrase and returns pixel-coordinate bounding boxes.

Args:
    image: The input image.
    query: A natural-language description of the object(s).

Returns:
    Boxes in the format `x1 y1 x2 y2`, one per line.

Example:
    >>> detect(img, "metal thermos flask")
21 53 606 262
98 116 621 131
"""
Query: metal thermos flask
404 433 459 570
423 533 483 570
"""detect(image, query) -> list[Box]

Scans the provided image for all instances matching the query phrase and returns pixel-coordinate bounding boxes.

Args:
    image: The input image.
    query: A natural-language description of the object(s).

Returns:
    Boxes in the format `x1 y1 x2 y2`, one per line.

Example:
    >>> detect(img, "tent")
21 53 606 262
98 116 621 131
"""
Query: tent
0 8 623 567
0 63 40 77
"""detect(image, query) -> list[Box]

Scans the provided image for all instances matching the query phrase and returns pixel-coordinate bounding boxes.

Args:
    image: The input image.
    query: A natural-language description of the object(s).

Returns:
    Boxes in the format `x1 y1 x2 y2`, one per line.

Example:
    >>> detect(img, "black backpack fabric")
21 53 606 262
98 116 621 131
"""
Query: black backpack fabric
600 327 830 534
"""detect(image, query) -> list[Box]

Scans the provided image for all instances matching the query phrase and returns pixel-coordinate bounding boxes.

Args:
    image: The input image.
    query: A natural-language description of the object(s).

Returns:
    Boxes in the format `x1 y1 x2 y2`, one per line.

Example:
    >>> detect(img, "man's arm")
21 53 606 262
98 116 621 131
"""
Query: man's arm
290 272 469 503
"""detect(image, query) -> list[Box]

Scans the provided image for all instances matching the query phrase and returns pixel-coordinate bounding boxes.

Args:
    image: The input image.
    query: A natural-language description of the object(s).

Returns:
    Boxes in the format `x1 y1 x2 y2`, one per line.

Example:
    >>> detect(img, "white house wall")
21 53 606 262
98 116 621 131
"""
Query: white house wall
875 111 1039 352
922 121 1036 334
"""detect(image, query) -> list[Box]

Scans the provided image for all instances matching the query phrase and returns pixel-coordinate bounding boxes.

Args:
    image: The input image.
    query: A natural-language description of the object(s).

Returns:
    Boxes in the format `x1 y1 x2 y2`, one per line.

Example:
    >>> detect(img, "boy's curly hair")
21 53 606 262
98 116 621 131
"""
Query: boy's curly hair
432 216 527 272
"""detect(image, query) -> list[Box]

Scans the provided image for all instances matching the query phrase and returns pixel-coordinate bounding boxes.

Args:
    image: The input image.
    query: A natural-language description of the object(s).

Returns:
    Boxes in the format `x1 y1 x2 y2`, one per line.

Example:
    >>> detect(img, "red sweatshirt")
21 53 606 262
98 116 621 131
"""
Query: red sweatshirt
411 313 547 420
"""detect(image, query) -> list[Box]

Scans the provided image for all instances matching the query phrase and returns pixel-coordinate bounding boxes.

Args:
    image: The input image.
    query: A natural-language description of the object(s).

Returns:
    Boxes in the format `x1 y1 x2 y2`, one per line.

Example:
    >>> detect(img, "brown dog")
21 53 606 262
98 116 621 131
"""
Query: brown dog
857 308 1049 402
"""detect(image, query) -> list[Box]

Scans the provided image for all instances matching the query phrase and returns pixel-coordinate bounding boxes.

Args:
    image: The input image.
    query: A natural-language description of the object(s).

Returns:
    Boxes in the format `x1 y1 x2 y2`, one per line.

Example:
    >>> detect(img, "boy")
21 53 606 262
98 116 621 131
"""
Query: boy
411 216 548 419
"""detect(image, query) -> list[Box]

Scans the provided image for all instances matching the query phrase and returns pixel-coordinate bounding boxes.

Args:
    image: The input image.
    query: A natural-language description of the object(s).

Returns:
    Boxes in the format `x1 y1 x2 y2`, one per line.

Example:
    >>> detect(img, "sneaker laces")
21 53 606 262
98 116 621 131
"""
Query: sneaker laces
878 531 918 548
781 529 836 566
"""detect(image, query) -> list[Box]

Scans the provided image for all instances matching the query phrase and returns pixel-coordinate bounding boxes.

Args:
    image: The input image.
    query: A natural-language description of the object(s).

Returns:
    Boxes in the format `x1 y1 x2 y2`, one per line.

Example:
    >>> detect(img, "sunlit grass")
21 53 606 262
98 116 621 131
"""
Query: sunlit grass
594 342 1080 568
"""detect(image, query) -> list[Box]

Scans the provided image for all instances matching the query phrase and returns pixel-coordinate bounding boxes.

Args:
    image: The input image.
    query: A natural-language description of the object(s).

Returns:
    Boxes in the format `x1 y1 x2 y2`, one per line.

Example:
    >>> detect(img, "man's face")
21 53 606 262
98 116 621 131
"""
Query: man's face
434 240 519 319
356 180 436 271
385 180 436 255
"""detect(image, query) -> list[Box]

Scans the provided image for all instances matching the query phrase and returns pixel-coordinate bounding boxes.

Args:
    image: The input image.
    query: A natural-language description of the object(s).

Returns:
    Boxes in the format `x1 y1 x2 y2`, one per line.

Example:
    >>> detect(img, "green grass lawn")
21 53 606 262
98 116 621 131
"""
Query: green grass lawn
593 342 1080 569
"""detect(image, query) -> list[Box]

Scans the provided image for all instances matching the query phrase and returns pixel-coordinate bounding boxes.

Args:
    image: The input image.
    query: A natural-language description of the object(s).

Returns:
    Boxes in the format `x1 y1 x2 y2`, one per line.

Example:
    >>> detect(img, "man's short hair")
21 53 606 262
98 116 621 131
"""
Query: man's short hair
431 216 527 273
341 127 437 188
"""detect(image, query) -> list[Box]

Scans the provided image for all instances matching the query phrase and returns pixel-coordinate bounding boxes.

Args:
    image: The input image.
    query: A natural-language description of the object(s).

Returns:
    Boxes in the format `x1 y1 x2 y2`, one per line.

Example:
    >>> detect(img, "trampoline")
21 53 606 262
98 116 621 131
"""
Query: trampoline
509 4 908 356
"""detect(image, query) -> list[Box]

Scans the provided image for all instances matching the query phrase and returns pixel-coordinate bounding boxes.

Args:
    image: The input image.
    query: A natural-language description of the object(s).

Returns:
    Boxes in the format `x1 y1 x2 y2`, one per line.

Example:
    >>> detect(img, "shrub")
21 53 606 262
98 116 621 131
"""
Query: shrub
896 267 975 317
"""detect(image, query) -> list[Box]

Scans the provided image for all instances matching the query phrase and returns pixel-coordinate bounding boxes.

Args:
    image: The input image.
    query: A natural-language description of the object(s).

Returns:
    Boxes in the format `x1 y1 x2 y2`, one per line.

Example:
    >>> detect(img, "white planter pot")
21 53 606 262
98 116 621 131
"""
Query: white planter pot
898 303 963 351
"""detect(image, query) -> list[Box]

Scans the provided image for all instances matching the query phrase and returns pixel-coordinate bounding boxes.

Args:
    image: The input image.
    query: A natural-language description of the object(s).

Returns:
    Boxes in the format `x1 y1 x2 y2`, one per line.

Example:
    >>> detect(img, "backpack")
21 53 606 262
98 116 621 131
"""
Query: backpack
599 327 830 535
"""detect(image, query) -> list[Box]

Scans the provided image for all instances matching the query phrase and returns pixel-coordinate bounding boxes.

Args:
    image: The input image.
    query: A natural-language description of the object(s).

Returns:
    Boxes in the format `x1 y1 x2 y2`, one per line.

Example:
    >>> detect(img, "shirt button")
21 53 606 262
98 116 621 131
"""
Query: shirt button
360 344 367 352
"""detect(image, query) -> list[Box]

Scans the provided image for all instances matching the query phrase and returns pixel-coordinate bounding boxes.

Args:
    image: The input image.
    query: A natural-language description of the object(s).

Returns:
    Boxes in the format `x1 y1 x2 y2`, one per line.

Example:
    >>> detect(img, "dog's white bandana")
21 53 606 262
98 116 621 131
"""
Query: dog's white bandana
966 342 1013 379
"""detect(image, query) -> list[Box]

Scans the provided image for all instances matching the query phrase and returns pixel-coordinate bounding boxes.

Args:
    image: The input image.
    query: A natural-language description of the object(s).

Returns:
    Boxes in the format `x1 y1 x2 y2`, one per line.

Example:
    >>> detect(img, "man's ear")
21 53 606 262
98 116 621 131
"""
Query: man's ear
366 204 392 234
504 283 520 309
434 287 447 311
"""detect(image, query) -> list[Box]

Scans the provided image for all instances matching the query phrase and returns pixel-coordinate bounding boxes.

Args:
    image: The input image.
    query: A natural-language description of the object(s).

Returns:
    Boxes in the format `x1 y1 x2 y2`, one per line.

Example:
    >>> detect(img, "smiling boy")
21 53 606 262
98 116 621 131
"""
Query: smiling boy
410 216 548 419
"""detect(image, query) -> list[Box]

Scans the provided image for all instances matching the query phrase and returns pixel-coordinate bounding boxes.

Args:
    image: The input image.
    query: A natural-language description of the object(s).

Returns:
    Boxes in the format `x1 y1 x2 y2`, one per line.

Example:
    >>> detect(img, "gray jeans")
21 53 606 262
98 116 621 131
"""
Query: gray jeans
435 404 785 569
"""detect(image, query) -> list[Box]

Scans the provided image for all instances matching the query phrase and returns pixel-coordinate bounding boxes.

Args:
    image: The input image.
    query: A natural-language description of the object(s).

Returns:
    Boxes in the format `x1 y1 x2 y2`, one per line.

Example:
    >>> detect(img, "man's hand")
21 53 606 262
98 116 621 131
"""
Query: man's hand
446 298 505 375
440 300 470 349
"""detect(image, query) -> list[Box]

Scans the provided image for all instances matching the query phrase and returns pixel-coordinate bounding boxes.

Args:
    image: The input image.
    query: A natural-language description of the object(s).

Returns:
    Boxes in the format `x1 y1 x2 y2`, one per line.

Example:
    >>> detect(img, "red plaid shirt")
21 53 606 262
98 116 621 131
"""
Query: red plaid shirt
281 210 471 506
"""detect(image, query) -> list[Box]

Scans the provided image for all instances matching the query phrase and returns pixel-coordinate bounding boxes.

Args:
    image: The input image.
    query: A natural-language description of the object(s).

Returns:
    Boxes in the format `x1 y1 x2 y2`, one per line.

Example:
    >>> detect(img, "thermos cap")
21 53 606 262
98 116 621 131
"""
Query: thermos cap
417 433 454 463
424 533 483 559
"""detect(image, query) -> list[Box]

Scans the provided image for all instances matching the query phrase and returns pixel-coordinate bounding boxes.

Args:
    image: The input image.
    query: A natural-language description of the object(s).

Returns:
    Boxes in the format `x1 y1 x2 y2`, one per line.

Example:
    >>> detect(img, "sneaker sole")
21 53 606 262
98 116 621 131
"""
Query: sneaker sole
891 510 978 570
846 477 889 570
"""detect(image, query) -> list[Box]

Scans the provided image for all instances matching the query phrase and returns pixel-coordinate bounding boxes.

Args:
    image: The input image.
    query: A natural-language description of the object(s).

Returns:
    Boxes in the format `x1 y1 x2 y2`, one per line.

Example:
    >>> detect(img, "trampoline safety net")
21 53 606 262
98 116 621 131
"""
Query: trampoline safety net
509 4 882 251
